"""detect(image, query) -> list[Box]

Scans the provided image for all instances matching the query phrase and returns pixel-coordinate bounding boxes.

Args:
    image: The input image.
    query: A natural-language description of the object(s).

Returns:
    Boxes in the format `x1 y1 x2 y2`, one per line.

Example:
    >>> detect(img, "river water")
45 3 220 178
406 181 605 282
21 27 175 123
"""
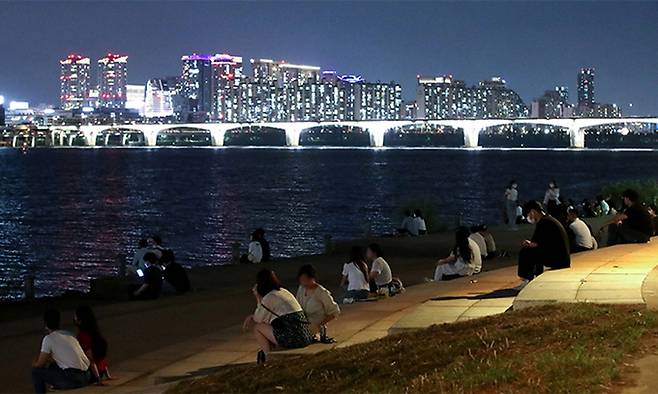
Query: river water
1 147 657 299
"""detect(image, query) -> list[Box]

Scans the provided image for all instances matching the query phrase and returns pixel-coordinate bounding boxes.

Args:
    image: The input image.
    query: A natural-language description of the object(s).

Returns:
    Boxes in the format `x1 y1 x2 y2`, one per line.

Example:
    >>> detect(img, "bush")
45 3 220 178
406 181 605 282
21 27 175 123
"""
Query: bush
601 179 658 209
395 196 447 234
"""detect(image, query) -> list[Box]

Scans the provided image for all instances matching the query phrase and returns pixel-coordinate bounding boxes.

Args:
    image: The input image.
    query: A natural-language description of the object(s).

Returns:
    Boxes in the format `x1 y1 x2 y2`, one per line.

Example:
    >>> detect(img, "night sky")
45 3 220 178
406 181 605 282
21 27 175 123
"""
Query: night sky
1 1 657 114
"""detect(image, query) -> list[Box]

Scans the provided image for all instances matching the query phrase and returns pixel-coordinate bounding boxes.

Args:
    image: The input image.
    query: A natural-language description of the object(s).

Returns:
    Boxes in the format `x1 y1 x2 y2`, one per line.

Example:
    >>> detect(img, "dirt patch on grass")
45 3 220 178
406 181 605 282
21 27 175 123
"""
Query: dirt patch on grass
169 304 658 394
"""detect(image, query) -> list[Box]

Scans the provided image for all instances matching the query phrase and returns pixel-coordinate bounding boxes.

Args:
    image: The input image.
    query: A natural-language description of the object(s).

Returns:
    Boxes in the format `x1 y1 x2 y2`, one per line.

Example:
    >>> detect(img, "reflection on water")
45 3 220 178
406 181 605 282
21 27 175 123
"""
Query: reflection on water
1 147 657 299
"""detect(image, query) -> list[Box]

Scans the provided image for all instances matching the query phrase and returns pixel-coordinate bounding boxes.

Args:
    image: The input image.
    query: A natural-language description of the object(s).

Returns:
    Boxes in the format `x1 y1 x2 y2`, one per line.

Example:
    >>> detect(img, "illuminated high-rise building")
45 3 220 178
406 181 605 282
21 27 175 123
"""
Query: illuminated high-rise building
97 53 128 109
59 54 90 110
144 78 174 118
211 54 243 122
416 75 527 119
354 81 402 121
180 54 213 121
577 67 595 108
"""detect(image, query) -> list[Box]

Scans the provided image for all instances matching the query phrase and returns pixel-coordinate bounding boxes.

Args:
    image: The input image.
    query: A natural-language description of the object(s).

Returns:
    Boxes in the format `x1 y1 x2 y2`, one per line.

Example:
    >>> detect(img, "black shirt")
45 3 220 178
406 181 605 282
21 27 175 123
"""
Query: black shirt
531 215 571 268
260 239 271 262
623 204 653 236
141 265 163 299
164 262 191 293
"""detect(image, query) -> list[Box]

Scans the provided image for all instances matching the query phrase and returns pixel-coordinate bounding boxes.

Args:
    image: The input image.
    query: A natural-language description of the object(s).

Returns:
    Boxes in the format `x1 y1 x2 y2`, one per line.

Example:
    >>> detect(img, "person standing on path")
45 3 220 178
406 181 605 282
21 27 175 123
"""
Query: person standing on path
504 180 519 230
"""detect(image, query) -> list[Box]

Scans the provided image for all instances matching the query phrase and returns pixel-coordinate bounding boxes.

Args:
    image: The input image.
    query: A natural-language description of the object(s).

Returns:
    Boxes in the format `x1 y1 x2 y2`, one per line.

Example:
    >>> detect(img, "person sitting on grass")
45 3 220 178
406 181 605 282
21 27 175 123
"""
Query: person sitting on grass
397 209 414 236
366 243 394 294
469 226 488 263
74 305 110 384
241 230 263 263
128 238 149 275
567 207 596 253
433 226 481 281
32 309 91 394
340 246 371 303
413 209 427 235
603 189 653 245
515 201 570 290
254 228 271 262
243 269 313 365
478 225 497 259
130 252 163 300
606 189 653 245
161 249 191 294
296 264 340 342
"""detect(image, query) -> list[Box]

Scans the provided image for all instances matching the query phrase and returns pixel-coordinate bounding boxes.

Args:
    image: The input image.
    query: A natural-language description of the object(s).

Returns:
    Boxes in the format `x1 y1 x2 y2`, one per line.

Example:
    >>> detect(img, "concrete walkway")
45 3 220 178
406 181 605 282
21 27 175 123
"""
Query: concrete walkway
82 239 658 393
514 241 658 310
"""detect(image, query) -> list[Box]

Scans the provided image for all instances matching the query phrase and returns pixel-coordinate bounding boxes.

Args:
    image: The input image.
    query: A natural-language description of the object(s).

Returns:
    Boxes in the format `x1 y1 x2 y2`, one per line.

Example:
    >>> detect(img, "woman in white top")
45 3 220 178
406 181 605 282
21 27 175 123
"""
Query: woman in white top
543 180 561 215
504 180 519 230
413 209 427 235
243 269 313 364
434 227 481 280
340 246 371 303
296 264 340 340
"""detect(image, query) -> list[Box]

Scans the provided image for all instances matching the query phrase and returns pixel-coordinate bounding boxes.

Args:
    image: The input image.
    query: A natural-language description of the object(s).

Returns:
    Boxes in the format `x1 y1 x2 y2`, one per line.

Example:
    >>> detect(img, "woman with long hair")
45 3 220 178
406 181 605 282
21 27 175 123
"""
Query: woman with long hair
340 246 371 303
543 180 561 216
74 305 110 383
243 269 313 365
433 227 482 281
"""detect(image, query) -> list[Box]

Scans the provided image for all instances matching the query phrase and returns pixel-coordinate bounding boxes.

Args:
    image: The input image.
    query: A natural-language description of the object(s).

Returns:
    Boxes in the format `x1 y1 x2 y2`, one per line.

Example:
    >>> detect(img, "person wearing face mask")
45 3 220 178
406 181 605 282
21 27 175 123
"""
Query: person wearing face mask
504 180 519 230
515 201 570 290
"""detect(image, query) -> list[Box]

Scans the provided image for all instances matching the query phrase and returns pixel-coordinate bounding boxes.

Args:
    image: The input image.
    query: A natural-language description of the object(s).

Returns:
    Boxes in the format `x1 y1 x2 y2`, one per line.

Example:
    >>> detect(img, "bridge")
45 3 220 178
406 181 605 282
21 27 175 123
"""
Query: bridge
12 117 658 148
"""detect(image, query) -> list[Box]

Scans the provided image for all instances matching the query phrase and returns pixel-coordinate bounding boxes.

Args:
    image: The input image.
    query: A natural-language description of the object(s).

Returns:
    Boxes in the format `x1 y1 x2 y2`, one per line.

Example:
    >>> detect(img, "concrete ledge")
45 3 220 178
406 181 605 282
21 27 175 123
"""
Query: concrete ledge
514 241 658 310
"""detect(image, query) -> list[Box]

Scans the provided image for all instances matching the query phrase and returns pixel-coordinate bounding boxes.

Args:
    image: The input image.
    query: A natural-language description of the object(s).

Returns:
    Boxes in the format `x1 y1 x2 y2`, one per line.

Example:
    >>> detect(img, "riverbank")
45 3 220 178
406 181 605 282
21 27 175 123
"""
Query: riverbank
0 218 607 393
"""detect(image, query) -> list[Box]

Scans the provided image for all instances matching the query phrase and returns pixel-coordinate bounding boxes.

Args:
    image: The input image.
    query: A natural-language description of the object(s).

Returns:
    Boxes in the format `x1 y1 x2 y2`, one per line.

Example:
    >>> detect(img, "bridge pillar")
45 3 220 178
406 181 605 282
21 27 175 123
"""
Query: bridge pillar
368 125 389 147
142 129 158 146
462 125 481 148
570 126 585 148
285 126 304 147
210 129 226 146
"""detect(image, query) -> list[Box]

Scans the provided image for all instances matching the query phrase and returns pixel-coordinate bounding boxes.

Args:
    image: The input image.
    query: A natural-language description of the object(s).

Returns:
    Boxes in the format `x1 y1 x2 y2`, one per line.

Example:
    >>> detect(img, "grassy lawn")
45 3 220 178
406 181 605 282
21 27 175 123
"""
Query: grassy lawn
169 304 657 394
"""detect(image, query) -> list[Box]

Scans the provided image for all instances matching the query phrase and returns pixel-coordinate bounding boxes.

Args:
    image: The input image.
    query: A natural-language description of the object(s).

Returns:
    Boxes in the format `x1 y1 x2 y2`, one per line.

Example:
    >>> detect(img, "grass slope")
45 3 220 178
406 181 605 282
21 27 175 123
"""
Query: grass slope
170 304 657 394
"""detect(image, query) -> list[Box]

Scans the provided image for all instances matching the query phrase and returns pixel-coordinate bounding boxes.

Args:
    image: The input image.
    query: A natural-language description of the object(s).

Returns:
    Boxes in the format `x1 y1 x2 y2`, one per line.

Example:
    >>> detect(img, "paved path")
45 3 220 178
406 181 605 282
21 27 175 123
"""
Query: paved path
514 241 658 309
78 239 658 393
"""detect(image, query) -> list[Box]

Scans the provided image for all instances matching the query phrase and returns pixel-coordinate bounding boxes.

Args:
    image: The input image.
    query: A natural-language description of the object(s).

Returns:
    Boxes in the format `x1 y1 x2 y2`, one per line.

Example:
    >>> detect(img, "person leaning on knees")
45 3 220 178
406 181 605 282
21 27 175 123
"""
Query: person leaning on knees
567 207 596 253
515 201 570 291
32 309 91 394
603 189 653 245
340 246 371 303
478 225 497 259
296 264 340 342
366 243 393 294
130 252 163 300
433 226 481 281
243 269 313 365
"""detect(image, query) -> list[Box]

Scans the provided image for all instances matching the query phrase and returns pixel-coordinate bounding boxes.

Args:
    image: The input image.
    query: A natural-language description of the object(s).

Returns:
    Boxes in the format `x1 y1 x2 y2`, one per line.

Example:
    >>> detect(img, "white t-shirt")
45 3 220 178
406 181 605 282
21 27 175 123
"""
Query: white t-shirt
600 200 610 215
569 218 594 249
413 217 426 232
370 257 393 286
40 331 90 371
407 217 420 236
544 188 560 205
453 239 482 274
469 233 488 257
253 288 303 324
342 262 370 291
247 241 263 263
400 216 413 232
483 232 496 253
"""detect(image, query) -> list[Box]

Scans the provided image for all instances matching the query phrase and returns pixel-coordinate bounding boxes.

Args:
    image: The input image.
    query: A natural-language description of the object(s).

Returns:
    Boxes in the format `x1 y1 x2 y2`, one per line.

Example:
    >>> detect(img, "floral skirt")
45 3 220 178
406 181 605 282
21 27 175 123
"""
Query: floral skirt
272 311 314 349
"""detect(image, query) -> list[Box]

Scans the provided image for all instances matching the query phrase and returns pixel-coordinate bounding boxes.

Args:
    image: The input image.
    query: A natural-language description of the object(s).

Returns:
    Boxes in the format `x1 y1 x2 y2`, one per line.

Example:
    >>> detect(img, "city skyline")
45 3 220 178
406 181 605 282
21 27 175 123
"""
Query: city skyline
1 1 657 115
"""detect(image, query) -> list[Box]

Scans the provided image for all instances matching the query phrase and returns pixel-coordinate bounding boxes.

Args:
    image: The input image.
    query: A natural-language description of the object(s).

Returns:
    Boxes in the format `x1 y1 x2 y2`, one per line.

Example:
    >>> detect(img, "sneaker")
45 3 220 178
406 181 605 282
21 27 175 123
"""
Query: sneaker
513 279 529 291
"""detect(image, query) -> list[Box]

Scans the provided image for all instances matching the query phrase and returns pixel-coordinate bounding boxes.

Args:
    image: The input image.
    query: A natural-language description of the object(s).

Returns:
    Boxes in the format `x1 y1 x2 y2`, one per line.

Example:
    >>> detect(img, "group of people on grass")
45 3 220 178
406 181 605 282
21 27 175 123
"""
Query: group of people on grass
242 242 399 364
128 236 191 300
31 306 109 394
397 209 427 236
